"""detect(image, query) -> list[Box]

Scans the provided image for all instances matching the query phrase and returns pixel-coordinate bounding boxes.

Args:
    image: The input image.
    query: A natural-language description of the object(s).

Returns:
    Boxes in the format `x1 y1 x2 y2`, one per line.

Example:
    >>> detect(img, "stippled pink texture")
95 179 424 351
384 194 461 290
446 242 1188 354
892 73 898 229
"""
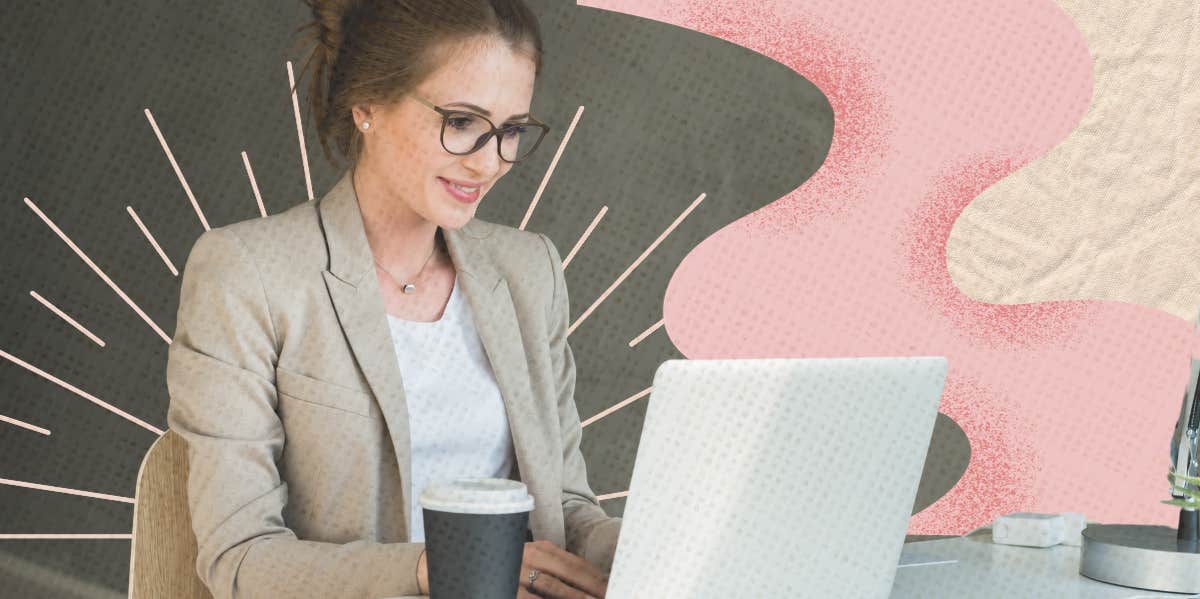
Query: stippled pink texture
580 0 1200 533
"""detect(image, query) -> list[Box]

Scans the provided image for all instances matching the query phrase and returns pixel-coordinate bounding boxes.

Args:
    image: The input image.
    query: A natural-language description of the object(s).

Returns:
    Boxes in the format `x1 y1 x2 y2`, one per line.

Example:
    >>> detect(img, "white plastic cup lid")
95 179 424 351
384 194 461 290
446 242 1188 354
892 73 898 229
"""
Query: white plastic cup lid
418 478 535 515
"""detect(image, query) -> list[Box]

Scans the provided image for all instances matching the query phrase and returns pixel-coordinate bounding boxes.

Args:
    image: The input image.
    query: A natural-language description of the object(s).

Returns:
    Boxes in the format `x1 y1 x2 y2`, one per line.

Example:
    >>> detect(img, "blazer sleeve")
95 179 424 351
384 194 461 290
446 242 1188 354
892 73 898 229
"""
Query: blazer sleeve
166 228 426 599
537 233 623 575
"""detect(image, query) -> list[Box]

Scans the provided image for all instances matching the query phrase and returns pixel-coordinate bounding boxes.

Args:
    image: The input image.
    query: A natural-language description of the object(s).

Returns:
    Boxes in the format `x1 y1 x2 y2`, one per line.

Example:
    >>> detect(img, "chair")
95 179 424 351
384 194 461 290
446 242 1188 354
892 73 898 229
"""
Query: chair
128 429 212 599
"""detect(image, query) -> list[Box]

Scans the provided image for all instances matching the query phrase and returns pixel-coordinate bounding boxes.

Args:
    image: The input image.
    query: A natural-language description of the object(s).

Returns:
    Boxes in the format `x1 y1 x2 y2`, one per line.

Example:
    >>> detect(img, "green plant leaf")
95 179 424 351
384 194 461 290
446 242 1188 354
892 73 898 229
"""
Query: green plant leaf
1169 470 1200 486
1172 486 1200 501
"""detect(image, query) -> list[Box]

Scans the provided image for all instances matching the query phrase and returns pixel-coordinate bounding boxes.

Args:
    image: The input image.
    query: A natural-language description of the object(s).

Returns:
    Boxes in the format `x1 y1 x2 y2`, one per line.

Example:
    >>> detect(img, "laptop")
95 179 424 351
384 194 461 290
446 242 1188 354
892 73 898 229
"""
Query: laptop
604 356 949 598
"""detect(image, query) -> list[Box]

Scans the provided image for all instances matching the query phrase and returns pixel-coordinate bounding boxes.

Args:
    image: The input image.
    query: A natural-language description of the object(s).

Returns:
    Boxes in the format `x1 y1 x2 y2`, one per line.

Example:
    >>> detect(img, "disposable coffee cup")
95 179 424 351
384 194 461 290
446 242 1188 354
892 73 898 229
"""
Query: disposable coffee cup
419 477 535 599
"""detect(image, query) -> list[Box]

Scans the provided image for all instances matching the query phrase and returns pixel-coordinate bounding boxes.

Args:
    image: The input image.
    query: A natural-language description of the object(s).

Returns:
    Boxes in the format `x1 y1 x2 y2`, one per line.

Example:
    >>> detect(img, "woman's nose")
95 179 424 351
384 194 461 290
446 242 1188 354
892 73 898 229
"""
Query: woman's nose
461 135 504 177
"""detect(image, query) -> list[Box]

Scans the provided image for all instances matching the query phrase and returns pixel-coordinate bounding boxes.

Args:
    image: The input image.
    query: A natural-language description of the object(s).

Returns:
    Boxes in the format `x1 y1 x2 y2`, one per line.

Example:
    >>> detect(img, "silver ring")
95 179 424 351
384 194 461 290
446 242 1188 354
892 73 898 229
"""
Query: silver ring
528 568 541 589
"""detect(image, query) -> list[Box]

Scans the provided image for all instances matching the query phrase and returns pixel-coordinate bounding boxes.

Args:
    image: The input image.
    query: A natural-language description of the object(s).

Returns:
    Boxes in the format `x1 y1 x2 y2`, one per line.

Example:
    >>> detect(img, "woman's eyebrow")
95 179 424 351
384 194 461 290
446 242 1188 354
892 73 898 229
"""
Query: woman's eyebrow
445 101 530 120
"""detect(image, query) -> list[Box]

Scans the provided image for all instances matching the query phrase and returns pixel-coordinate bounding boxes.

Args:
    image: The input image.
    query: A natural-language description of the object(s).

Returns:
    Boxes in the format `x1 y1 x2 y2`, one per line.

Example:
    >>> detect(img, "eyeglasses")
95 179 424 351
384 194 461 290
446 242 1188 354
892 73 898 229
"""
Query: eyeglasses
409 94 550 164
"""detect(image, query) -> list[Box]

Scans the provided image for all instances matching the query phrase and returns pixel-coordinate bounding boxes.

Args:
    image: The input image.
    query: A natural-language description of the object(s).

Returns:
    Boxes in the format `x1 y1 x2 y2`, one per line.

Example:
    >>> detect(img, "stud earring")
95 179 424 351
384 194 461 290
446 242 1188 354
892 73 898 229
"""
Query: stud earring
361 121 371 130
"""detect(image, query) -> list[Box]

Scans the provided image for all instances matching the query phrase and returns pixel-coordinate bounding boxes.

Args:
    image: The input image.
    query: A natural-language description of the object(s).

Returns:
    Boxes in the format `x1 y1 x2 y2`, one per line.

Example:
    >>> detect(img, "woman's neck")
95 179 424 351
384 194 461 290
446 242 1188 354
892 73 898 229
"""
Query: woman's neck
354 166 443 274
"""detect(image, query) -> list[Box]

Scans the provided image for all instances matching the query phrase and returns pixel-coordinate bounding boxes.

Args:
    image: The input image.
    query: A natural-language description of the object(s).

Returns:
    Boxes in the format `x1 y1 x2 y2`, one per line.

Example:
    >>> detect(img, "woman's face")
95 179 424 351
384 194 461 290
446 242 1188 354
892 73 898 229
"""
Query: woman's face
353 36 538 230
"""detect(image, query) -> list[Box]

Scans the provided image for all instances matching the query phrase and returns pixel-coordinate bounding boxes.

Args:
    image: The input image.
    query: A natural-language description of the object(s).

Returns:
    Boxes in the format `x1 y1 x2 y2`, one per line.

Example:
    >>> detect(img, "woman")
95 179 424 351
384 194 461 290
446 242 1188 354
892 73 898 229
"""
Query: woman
165 1 621 597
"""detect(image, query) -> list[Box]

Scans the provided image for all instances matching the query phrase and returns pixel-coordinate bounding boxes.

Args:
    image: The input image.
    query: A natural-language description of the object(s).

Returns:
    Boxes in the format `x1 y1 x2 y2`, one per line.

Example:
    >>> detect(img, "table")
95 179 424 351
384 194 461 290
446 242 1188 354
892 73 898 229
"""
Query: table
891 531 1199 598
389 530 1200 598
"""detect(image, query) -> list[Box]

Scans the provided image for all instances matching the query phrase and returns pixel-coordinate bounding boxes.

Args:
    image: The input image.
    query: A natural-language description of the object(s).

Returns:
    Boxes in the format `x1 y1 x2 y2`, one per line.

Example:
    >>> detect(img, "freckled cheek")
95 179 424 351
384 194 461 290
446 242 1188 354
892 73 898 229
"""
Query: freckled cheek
391 136 423 161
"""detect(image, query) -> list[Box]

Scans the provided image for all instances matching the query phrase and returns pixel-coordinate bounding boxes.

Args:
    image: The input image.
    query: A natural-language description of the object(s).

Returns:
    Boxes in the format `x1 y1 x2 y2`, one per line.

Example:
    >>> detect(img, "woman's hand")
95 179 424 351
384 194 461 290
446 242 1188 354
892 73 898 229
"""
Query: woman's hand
417 548 429 595
517 539 609 599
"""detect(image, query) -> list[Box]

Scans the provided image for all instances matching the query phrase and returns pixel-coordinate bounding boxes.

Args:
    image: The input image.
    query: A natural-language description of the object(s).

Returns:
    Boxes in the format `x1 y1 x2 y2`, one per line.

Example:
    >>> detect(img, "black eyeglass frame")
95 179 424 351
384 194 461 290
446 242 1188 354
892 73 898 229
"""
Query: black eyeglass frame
410 93 551 164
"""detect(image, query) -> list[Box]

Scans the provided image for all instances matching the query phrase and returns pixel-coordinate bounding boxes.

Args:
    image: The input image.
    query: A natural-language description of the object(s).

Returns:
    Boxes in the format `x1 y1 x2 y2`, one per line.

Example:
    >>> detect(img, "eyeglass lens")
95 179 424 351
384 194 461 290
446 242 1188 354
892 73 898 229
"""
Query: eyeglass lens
442 112 542 162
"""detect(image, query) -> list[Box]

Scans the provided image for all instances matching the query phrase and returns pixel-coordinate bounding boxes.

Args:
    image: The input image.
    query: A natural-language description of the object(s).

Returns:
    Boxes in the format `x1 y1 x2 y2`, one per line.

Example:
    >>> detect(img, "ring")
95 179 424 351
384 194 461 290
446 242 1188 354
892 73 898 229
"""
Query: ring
528 568 541 590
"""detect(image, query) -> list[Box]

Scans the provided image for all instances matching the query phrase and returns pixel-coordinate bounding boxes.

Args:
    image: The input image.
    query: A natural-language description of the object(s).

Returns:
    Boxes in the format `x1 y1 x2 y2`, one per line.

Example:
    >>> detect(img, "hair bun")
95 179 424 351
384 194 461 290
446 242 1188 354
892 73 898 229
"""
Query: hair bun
305 0 362 58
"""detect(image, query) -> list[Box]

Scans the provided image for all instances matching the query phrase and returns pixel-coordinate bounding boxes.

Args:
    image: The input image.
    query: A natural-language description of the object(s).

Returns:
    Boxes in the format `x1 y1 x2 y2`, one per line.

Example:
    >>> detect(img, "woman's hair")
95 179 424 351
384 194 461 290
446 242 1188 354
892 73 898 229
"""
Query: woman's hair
291 0 544 170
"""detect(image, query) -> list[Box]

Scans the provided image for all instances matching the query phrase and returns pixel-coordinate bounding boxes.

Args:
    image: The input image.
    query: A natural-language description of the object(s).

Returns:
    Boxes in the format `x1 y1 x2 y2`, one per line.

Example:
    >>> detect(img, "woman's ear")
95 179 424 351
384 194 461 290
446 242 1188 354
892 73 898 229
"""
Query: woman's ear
351 103 374 127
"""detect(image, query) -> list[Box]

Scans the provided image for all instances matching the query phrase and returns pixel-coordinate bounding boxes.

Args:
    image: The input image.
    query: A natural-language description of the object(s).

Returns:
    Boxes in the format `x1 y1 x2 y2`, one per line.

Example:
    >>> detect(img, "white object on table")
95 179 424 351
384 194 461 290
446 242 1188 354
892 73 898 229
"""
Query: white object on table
992 512 1066 547
1060 512 1087 546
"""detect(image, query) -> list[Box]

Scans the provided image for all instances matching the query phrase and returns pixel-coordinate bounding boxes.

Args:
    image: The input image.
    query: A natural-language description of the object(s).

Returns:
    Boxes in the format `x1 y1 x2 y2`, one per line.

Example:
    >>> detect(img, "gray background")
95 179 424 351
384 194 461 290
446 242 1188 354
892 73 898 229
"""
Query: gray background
0 1 964 595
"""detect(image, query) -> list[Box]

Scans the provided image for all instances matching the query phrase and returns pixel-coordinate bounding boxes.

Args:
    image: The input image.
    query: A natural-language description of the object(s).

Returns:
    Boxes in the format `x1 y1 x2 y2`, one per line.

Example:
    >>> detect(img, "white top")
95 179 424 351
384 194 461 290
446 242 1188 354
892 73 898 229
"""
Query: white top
385 275 516 542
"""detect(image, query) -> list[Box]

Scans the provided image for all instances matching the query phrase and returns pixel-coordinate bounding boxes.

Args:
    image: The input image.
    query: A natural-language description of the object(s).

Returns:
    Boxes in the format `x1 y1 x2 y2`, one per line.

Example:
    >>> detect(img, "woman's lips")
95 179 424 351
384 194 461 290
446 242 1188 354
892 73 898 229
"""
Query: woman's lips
438 177 480 204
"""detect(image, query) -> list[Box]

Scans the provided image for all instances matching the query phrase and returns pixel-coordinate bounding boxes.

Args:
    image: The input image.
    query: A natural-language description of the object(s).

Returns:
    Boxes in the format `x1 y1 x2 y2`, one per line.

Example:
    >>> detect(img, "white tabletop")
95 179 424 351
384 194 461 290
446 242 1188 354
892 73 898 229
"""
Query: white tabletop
388 531 1200 599
891 531 1198 598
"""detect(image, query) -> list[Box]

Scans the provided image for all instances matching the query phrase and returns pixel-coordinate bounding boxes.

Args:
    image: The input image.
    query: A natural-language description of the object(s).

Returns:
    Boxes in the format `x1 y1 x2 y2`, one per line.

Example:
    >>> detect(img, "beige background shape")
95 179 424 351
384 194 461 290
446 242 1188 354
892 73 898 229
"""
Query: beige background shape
946 0 1200 322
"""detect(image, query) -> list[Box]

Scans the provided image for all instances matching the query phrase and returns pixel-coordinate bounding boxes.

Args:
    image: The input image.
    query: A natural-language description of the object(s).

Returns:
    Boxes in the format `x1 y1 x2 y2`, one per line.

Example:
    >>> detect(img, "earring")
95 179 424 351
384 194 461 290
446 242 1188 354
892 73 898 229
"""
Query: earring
361 121 371 130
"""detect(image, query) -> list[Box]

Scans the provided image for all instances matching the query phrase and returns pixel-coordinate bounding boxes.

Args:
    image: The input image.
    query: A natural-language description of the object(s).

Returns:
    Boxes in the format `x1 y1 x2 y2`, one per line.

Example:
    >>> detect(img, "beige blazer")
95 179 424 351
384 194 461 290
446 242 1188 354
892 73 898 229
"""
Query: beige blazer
165 168 622 599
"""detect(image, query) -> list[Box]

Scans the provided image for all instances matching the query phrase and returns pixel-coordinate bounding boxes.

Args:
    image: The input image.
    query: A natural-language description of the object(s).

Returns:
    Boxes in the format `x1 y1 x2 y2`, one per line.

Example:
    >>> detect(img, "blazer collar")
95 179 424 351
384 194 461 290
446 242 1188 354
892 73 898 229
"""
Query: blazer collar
317 167 501 291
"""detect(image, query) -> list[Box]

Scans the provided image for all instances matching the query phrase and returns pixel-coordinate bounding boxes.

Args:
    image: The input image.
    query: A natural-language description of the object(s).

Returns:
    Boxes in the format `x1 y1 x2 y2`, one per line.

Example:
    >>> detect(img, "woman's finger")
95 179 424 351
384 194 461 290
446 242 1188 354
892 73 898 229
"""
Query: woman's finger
519 563 597 599
523 540 608 597
546 542 608 591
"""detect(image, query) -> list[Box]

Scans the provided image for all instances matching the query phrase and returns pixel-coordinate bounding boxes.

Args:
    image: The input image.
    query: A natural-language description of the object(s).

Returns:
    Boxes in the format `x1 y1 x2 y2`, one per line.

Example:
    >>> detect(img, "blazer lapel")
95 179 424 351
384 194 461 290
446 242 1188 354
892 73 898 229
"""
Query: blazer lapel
317 170 416 535
447 245 552 540
315 168 545 540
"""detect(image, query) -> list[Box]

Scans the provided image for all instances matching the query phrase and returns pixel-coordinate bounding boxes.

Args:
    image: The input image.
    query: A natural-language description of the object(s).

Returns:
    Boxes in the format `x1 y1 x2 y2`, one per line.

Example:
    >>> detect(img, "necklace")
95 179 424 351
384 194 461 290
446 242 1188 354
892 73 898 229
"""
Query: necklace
373 236 440 294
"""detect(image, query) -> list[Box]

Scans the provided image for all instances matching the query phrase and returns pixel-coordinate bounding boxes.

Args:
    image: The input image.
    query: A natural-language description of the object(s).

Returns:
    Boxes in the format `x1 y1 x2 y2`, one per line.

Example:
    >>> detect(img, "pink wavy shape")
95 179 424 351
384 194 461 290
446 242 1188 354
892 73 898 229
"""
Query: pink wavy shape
583 0 1200 533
